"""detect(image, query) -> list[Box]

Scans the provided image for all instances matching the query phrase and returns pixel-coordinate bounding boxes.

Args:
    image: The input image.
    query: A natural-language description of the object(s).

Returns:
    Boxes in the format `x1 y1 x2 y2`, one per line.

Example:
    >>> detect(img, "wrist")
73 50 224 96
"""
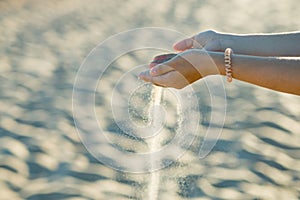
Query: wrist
205 51 226 77
219 33 235 52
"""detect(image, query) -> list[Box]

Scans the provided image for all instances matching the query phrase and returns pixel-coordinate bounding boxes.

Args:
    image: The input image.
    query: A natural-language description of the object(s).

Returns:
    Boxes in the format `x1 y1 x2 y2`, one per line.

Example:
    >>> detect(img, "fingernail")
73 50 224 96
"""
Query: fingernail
150 68 157 75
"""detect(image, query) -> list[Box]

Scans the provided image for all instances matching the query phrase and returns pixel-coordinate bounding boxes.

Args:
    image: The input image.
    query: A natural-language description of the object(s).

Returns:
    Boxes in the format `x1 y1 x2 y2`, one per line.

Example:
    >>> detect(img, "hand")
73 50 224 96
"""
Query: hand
139 50 221 89
173 30 224 52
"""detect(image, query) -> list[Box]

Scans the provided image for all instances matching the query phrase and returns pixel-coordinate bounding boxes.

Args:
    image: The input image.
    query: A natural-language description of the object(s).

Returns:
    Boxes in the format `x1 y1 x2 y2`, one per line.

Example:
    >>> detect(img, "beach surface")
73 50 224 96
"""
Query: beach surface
1 0 300 199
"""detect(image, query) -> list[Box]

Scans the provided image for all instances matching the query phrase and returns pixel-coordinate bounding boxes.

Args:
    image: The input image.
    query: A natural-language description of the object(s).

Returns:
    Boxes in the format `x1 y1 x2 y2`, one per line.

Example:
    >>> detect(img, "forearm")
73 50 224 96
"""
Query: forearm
210 52 300 95
221 31 300 56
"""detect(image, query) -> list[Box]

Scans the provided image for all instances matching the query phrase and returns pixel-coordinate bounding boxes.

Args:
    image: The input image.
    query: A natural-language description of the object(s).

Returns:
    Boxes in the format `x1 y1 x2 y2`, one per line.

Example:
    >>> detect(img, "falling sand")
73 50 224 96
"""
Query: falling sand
147 86 163 200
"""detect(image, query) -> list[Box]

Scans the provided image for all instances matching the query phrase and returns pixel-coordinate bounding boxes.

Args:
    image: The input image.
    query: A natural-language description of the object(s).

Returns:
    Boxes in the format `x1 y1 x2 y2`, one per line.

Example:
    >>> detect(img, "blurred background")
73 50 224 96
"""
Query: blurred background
1 0 300 199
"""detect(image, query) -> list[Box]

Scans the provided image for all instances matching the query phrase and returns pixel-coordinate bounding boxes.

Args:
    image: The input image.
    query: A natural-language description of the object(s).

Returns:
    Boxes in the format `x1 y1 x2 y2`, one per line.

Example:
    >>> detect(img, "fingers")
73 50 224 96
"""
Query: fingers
173 37 195 51
149 54 184 77
139 70 188 89
149 62 157 68
173 30 221 52
139 70 152 82
150 62 174 76
140 50 203 89
149 52 185 76
139 70 167 87
149 53 177 68
150 52 195 77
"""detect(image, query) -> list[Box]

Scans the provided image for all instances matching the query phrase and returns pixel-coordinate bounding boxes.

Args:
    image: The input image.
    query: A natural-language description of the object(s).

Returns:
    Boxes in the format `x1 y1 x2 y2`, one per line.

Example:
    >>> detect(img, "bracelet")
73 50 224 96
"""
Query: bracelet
224 48 233 83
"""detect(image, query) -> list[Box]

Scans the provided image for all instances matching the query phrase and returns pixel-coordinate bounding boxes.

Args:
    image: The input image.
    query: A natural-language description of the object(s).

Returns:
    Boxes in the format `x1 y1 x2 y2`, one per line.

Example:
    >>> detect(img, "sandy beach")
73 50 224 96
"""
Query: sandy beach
1 0 300 199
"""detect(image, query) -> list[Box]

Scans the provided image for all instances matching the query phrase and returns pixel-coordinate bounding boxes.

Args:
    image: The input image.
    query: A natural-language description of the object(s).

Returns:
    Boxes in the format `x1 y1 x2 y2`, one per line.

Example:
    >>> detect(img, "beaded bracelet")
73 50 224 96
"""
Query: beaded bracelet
224 48 233 83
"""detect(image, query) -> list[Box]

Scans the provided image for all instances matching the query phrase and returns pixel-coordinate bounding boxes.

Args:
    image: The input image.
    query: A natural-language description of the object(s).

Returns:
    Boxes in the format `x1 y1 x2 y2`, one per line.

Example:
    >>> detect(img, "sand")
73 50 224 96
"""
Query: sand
1 0 300 199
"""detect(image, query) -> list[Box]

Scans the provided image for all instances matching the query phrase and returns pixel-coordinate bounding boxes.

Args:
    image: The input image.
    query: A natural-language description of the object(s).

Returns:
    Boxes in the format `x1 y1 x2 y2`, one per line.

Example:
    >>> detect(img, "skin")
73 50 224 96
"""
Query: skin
139 30 300 95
